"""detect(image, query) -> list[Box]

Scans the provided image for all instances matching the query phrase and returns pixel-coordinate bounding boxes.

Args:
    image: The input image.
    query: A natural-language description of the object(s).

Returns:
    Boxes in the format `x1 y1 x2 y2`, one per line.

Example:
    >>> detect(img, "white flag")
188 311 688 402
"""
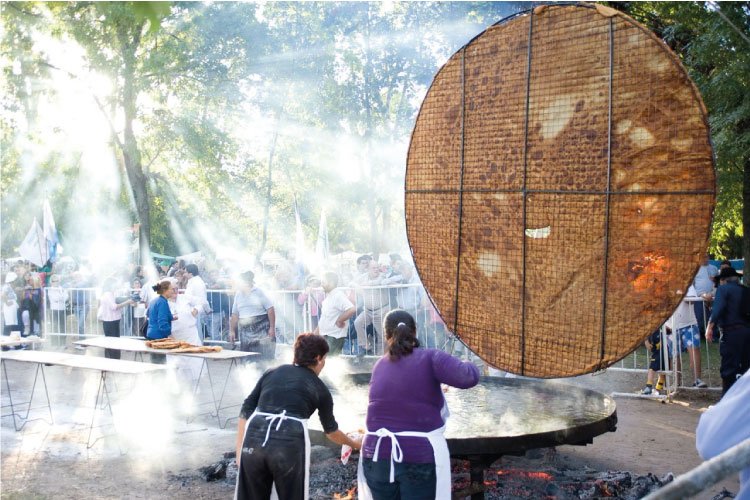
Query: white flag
294 200 305 265
18 218 48 267
315 209 329 261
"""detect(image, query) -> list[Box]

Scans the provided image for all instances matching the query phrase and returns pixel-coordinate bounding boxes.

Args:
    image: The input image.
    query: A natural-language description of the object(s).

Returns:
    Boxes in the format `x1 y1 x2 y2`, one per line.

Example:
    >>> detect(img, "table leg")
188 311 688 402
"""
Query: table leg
1 359 20 431
87 371 114 448
1 361 53 431
216 359 238 429
203 359 220 419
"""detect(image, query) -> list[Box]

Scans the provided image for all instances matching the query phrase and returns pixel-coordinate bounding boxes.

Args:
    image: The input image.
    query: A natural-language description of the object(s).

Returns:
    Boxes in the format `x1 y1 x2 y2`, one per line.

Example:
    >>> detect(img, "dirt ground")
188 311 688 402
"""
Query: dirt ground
0 344 740 499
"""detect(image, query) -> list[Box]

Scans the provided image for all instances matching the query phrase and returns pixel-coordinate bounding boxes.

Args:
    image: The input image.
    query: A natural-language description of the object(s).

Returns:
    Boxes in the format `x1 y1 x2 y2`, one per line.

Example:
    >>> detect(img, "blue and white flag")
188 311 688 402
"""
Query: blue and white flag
43 199 62 263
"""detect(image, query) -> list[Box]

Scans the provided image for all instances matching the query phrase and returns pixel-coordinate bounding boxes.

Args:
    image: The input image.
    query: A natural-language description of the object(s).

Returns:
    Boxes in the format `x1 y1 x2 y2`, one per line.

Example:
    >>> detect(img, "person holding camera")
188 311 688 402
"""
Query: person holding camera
96 277 135 359
131 278 147 336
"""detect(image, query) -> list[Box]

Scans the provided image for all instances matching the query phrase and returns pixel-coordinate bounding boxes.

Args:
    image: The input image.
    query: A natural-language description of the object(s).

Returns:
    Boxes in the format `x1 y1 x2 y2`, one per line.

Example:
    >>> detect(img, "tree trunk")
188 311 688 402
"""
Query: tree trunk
743 157 750 277
257 115 281 264
363 5 380 257
117 23 150 265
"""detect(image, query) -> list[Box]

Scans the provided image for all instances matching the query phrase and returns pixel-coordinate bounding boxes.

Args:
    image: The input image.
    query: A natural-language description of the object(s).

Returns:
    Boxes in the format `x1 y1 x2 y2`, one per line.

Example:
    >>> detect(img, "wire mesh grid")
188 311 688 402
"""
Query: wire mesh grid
405 4 715 377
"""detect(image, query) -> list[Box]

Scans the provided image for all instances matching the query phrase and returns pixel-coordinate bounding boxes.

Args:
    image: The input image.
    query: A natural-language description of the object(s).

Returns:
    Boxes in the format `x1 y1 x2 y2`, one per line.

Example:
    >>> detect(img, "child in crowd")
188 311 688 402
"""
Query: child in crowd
2 272 19 337
642 326 668 395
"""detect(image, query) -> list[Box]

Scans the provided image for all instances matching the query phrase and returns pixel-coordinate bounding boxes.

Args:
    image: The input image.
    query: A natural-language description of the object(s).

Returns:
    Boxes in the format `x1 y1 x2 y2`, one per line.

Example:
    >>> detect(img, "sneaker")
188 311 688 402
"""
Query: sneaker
693 379 708 388
641 385 653 395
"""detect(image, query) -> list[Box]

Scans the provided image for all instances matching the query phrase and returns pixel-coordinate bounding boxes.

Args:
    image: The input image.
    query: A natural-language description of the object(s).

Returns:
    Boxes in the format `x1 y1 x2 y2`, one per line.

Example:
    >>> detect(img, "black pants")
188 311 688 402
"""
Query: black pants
719 327 750 395
237 417 306 500
101 320 121 359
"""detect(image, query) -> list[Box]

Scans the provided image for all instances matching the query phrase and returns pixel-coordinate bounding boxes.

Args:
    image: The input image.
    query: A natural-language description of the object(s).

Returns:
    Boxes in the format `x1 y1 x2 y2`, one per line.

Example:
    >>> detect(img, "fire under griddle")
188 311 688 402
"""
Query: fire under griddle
311 375 617 499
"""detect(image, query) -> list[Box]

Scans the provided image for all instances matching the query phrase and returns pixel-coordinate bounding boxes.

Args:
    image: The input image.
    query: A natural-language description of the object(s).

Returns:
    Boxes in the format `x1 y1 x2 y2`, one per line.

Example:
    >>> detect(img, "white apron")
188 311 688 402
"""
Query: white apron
167 297 203 382
357 401 451 500
235 409 311 500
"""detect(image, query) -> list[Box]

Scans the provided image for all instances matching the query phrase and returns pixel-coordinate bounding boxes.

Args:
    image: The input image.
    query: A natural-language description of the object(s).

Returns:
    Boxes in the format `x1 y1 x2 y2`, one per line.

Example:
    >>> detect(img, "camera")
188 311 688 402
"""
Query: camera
130 292 141 302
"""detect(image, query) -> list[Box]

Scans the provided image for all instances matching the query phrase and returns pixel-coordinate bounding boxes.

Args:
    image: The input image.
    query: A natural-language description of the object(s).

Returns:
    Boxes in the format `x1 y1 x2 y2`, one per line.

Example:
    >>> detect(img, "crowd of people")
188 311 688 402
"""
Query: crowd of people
643 256 750 397
0 251 449 360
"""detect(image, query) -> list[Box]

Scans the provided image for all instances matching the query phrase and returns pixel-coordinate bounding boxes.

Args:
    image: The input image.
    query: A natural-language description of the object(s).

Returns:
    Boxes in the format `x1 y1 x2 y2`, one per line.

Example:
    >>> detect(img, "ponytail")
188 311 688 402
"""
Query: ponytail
383 309 419 360
152 279 173 295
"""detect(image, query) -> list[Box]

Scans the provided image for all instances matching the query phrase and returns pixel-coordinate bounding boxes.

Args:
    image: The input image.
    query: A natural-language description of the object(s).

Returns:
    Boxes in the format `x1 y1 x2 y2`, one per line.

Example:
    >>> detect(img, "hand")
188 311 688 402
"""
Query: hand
191 308 198 318
229 332 236 343
706 324 714 343
335 319 346 328
350 435 363 451
268 327 276 340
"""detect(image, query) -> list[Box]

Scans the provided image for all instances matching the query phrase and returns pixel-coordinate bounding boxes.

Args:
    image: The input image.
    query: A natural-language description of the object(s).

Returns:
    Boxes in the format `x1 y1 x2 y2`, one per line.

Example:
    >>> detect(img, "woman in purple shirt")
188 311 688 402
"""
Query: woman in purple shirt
359 309 480 499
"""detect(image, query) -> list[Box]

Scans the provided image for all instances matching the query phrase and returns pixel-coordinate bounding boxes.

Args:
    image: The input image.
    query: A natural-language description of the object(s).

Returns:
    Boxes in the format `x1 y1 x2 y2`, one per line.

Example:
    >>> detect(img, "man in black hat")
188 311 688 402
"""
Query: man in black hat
706 267 750 396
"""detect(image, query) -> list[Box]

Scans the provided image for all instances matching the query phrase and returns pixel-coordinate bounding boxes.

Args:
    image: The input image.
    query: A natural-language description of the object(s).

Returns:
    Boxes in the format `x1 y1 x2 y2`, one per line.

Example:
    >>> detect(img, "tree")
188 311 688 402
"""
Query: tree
615 2 750 271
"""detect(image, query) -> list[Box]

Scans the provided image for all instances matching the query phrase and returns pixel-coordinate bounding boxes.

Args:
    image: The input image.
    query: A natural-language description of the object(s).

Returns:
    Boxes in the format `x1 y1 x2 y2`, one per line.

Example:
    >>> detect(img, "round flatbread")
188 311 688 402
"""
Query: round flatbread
405 4 715 377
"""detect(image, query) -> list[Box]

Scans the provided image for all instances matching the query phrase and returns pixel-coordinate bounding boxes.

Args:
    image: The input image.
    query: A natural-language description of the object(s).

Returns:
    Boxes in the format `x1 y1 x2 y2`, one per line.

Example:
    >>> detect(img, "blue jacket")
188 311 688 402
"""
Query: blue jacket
147 296 172 339
709 282 750 329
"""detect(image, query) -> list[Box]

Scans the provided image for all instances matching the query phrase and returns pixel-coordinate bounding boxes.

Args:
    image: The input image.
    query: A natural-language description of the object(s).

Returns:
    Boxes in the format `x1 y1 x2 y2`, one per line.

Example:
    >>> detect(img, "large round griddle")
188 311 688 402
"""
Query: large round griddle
405 4 715 377
311 375 616 460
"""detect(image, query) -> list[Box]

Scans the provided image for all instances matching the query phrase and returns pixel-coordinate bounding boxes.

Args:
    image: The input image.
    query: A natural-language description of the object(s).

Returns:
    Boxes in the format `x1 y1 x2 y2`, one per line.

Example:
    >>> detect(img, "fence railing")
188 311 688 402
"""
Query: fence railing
28 285 717 387
26 284 468 359
609 297 720 393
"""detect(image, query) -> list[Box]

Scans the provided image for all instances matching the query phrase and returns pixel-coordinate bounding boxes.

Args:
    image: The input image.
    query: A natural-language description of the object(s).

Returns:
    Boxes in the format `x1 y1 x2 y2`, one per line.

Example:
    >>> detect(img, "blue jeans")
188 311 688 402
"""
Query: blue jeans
73 304 87 339
207 312 224 341
362 458 436 500
693 301 708 336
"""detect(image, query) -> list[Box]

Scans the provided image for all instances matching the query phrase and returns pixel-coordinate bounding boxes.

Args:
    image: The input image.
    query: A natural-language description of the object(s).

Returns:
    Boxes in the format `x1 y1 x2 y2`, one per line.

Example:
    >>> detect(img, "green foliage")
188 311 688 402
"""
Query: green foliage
618 2 750 260
3 2 594 265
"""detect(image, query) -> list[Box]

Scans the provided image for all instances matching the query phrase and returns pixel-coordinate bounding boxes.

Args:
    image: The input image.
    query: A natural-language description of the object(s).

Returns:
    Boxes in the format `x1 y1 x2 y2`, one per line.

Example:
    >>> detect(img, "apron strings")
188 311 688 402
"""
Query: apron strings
262 410 288 447
370 428 404 483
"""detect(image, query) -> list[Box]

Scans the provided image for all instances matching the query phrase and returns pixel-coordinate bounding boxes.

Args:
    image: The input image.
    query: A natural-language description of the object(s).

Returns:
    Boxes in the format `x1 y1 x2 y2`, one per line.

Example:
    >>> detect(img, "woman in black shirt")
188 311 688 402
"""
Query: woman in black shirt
235 333 361 499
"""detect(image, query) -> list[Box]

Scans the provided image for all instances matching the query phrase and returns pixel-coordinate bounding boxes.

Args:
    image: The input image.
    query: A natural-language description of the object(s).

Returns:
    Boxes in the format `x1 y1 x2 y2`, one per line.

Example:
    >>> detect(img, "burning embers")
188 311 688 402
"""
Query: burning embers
451 460 673 500
197 451 677 499
332 486 357 499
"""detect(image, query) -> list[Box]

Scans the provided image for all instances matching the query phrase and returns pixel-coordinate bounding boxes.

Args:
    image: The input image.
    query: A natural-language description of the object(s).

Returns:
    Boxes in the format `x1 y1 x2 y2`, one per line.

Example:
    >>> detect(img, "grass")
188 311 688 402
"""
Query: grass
615 340 722 388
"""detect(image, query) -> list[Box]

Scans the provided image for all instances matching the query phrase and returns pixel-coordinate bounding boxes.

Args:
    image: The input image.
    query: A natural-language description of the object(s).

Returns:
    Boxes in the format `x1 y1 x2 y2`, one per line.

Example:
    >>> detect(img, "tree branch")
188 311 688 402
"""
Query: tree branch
37 60 124 152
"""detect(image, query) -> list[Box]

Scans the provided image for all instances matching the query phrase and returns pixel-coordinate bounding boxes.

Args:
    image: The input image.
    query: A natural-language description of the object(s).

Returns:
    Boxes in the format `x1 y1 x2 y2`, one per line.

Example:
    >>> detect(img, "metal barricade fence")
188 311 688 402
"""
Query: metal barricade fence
271 283 468 358
608 296 719 393
40 284 472 360
39 286 716 385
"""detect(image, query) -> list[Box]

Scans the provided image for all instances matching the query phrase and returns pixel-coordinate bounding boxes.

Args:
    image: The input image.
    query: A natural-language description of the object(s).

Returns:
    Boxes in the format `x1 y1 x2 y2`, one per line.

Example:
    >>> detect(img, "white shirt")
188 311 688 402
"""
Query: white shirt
185 275 209 313
693 264 718 296
2 298 18 326
668 299 698 331
318 288 354 339
47 287 68 311
141 281 159 308
696 371 750 500
170 295 201 344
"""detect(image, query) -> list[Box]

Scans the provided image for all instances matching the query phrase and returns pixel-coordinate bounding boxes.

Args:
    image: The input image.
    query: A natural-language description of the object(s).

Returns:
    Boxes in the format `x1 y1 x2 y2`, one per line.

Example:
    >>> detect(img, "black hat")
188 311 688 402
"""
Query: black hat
714 267 740 284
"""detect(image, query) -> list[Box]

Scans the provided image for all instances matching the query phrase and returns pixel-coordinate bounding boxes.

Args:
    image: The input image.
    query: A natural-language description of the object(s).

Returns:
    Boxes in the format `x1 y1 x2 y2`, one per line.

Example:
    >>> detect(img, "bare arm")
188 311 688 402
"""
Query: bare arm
229 313 238 342
236 417 246 466
267 307 276 339
325 429 362 450
336 307 356 328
